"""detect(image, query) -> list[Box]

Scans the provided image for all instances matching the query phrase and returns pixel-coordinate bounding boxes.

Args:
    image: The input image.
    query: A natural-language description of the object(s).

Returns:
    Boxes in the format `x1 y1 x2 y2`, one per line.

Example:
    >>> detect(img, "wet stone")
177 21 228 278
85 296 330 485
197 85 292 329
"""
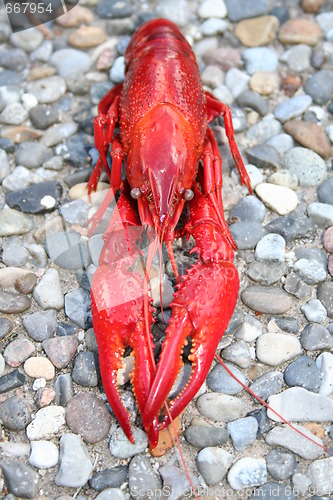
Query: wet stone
227 416 258 451
207 362 246 395
29 104 60 130
265 212 316 243
184 424 229 448
72 351 98 387
109 426 148 459
245 144 280 169
89 466 128 491
0 460 39 499
0 291 31 314
45 231 91 270
318 176 333 205
65 288 92 329
230 195 265 223
23 310 56 342
54 374 74 407
230 221 267 250
284 355 321 392
55 433 93 488
66 392 111 444
304 70 333 104
250 371 284 401
300 323 332 350
6 181 62 214
247 261 287 286
196 447 233 486
0 396 31 431
0 370 25 394
241 285 294 314
129 455 162 499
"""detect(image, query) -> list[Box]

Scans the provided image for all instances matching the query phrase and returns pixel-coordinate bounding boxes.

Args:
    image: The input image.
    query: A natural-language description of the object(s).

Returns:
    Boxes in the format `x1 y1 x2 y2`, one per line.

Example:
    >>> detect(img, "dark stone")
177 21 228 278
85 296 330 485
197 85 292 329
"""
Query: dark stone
29 104 60 130
271 316 299 334
304 70 333 105
64 167 94 187
318 176 333 206
64 288 92 329
247 408 271 436
96 0 133 18
45 231 91 270
300 323 332 350
237 90 268 116
284 356 321 392
269 5 289 24
0 49 28 71
294 247 328 269
184 425 229 448
0 460 39 498
54 374 74 407
284 272 312 299
0 317 14 340
6 182 63 214
89 466 128 491
265 212 316 243
224 0 269 21
230 221 267 250
229 195 265 223
317 281 333 318
245 144 280 169
57 322 77 336
72 351 98 387
55 134 92 168
251 482 297 500
0 138 15 153
0 291 31 314
0 396 31 430
0 370 25 394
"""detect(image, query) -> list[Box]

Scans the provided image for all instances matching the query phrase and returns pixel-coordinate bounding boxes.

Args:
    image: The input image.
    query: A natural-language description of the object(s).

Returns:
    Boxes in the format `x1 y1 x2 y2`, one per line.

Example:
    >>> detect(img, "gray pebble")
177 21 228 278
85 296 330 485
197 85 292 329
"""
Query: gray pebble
0 103 28 125
274 95 312 123
184 424 229 448
317 176 333 205
0 370 25 394
284 272 312 299
284 355 321 392
110 56 125 84
225 0 269 22
0 85 21 111
307 202 333 227
109 426 148 459
23 243 48 268
243 47 278 75
246 144 280 169
0 290 31 314
10 28 43 52
0 70 22 86
294 247 328 269
0 148 10 182
95 489 126 500
230 221 267 250
246 117 282 145
200 18 227 36
221 340 252 368
30 40 53 62
85 328 98 353
0 460 39 498
304 70 333 104
97 0 133 18
129 455 161 499
266 448 296 480
251 482 297 500
241 285 294 314
237 90 268 116
26 76 66 104
265 422 323 460
248 408 271 436
72 351 98 387
64 288 92 329
281 45 311 73
59 199 89 225
29 104 60 130
159 464 199 500
227 416 258 451
250 371 284 401
50 49 92 78
0 49 28 72
88 234 104 267
55 433 93 488
247 261 287 286
255 233 286 262
272 316 299 334
2 238 29 267
300 323 332 351
266 135 294 156
265 212 316 243
196 447 233 485
301 299 327 323
294 258 326 285
196 393 249 422
0 396 31 430
45 231 91 270
227 457 267 490
23 309 57 341
283 147 326 187
89 466 128 491
54 373 74 407
90 81 114 105
207 362 246 394
33 268 64 310
15 142 52 169
41 122 79 147
230 195 265 223
317 281 333 318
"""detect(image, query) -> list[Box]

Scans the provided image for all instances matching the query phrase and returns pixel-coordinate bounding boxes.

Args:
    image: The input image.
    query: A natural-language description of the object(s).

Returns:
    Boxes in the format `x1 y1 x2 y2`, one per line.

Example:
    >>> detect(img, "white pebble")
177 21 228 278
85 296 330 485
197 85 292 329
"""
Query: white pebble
26 406 65 440
255 183 299 215
316 352 333 396
29 440 59 468
256 333 302 366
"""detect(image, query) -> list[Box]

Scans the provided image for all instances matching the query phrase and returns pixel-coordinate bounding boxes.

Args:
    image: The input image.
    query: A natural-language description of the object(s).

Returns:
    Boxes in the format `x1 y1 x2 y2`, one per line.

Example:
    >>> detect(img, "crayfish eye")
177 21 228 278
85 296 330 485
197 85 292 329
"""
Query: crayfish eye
184 189 194 201
130 188 141 199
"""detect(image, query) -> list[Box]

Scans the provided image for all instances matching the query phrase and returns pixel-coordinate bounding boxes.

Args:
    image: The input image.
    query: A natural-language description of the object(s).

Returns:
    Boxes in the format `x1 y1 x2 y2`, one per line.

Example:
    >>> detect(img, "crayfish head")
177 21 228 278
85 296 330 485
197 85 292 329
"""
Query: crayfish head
127 104 199 239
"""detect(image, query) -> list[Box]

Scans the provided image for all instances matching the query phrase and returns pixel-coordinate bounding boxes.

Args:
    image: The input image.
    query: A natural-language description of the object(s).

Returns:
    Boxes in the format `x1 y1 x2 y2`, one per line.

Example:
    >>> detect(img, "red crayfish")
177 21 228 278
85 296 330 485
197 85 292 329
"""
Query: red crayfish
89 18 252 449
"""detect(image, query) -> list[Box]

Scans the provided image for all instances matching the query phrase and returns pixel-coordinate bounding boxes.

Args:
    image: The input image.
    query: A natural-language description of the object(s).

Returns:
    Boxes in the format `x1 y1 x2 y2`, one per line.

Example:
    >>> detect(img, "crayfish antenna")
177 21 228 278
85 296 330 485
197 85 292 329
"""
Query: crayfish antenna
214 354 333 457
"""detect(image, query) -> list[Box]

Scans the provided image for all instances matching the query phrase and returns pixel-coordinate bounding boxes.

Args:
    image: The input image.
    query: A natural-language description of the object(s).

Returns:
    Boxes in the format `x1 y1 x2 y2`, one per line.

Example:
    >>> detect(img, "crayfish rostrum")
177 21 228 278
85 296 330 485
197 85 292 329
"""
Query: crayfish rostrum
89 18 251 449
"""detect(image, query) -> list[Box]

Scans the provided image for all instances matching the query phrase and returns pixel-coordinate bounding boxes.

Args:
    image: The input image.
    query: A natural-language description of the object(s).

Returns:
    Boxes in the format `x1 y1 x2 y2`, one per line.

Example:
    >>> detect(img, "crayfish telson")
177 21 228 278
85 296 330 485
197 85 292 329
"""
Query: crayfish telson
89 18 252 449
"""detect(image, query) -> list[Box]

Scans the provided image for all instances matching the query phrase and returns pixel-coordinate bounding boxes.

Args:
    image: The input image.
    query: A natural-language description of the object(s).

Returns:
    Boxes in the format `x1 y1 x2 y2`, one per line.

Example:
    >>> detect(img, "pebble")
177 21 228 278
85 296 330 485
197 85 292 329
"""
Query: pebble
24 357 55 380
129 455 162 498
95 489 126 499
284 272 312 299
256 333 302 366
0 354 4 376
185 424 229 448
250 371 284 400
224 0 269 22
43 155 63 171
267 169 298 189
72 351 98 387
0 396 31 430
0 49 28 72
284 355 321 392
308 202 333 227
6 181 62 214
227 457 267 490
279 18 322 45
242 47 278 75
2 166 42 193
227 416 258 451
301 299 327 323
0 103 28 125
109 426 148 459
204 47 241 72
2 241 29 267
89 466 128 491
50 49 92 78
280 44 312 72
0 70 23 86
42 335 79 369
197 0 226 19
54 373 74 407
66 392 111 443
294 247 328 268
252 482 297 500
56 5 94 27
29 104 60 130
0 148 10 182
110 56 125 84
150 278 174 308
26 405 65 440
200 18 227 36
207 362 246 394
64 289 92 328
201 65 224 88
0 290 31 314
284 120 333 159
292 472 312 497
56 135 90 168
230 221 267 250
0 369 25 394
235 16 278 47
294 258 326 284
246 116 282 145
0 460 39 498
268 386 333 423
283 147 327 186
69 26 107 49
255 233 286 262
0 442 30 459
317 352 333 396
246 144 280 169
318 177 333 205
23 309 57 342
33 269 64 310
55 433 93 487
0 317 14 339
241 285 294 314
308 457 333 496
234 314 262 341
196 393 249 422
257 183 298 215
29 440 59 469
222 339 252 368
0 137 17 154
230 195 265 223
265 211 316 243
300 323 332 350
265 423 323 460
10 28 43 51
196 447 233 485
250 71 279 95
41 122 79 147
317 281 333 318
274 94 312 123
97 0 133 18
26 76 66 104
45 230 90 270
304 70 333 104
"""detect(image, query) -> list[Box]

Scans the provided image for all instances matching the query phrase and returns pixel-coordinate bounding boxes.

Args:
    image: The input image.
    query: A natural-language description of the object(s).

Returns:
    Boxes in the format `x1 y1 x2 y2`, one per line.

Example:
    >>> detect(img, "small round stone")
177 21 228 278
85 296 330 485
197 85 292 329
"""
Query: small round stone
230 221 267 250
250 371 284 401
227 416 258 451
241 286 294 314
33 269 64 310
89 466 128 491
283 147 327 187
230 195 265 223
109 426 148 459
196 393 249 422
184 424 229 448
26 406 65 440
66 393 111 444
24 357 55 380
69 26 107 49
255 233 286 262
301 299 327 323
284 355 321 392
255 183 298 215
23 310 57 342
207 362 246 394
227 457 267 490
294 258 326 285
256 333 302 366
0 396 31 430
129 455 162 499
42 335 78 369
196 447 233 486
300 323 332 351
29 441 59 469
72 352 98 387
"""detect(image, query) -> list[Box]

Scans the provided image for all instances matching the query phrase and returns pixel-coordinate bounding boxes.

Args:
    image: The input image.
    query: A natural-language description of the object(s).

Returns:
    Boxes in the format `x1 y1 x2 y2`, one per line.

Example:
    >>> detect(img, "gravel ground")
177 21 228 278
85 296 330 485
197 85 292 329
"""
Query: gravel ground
0 0 333 498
